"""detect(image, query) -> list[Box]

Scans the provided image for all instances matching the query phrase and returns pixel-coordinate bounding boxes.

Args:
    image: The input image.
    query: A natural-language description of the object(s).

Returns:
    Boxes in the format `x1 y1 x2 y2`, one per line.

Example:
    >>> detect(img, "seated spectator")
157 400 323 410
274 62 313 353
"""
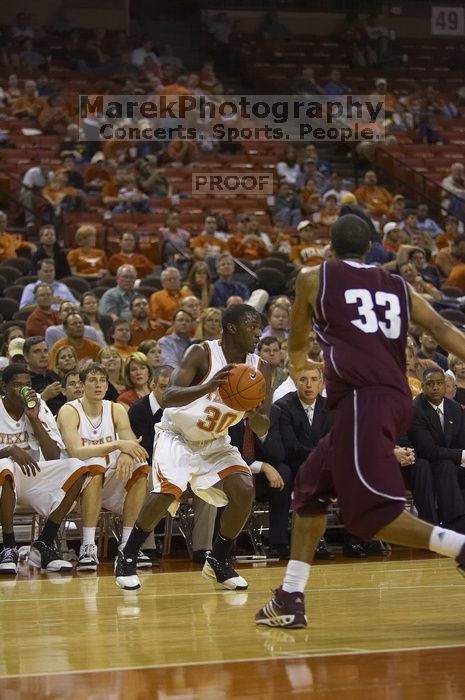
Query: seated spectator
108 231 154 278
313 193 340 229
293 66 323 96
130 295 165 345
165 139 199 167
20 163 53 231
441 163 465 214
112 172 151 214
42 172 85 214
117 351 152 410
398 262 443 303
158 309 193 369
84 154 113 191
387 194 407 223
435 233 465 279
137 339 162 372
324 68 351 95
416 203 442 237
54 345 79 379
96 345 126 401
159 210 191 260
273 181 302 227
32 224 70 279
194 307 223 341
181 261 214 309
4 74 21 103
0 210 35 260
48 312 102 368
23 336 65 416
295 158 329 194
38 94 72 134
60 124 85 161
417 330 449 371
0 327 25 370
409 367 465 533
80 291 112 344
276 146 301 186
445 256 465 292
128 364 174 461
60 369 84 402
20 258 78 311
322 173 352 204
45 300 103 348
10 79 45 118
25 283 61 337
135 157 170 197
108 319 137 360
149 267 188 325
131 37 160 73
189 215 229 261
261 302 290 343
406 336 422 398
355 170 393 218
67 225 108 279
211 254 250 308
448 355 465 405
98 264 138 322
408 247 442 289
290 220 326 269
198 61 221 93
257 336 287 395
308 329 323 362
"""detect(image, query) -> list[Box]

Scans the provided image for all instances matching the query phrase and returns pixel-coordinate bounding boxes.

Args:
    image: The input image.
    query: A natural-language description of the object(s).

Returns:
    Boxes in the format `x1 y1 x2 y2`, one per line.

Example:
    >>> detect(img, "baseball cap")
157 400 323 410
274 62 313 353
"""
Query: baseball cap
297 220 313 232
8 338 25 357
383 221 399 236
340 193 357 205
393 194 405 201
375 77 387 86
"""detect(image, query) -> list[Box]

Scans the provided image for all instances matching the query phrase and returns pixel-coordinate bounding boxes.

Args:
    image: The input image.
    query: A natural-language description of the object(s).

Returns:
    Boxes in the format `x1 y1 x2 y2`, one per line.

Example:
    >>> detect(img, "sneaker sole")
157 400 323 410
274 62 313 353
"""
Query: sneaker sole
0 566 18 575
76 563 98 572
115 577 141 591
255 615 308 629
28 551 73 572
136 561 153 569
201 567 248 590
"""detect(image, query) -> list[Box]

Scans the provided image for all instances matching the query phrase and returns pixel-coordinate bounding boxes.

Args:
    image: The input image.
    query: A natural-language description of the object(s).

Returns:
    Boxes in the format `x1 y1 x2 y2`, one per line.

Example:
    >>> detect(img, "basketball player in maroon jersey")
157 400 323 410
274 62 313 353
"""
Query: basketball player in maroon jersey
256 214 465 628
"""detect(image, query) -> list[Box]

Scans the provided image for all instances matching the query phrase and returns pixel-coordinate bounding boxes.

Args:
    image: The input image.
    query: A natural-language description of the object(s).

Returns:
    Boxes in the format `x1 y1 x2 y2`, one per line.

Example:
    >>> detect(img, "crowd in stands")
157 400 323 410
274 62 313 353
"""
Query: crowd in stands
1 9 465 566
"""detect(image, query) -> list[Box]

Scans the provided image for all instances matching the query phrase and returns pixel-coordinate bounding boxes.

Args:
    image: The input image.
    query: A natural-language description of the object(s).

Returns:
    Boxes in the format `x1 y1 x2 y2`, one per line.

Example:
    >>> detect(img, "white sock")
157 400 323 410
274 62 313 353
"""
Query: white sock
120 527 133 547
429 526 465 558
82 527 96 547
282 559 311 593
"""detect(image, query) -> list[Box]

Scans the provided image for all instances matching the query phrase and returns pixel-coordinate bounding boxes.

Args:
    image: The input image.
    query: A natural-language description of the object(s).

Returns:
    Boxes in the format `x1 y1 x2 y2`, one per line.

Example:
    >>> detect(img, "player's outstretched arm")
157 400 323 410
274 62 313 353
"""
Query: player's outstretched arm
288 267 320 371
410 286 465 361
162 344 233 408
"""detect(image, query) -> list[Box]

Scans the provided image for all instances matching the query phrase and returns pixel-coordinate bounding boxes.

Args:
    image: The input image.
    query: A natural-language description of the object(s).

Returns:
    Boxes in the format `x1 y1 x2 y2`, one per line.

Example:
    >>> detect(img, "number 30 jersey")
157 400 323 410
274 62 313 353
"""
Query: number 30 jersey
314 259 411 407
158 340 260 442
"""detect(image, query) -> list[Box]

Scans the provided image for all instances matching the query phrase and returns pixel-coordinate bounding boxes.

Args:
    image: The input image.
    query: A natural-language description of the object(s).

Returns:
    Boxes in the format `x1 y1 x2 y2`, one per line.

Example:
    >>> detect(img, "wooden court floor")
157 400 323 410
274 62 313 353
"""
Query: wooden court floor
1 553 465 699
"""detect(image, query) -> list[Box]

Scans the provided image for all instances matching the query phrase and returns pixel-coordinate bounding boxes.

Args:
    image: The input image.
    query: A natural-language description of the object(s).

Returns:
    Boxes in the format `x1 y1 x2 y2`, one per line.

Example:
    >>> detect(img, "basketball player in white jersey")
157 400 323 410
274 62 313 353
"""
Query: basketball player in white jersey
115 303 272 591
57 363 150 571
0 364 94 575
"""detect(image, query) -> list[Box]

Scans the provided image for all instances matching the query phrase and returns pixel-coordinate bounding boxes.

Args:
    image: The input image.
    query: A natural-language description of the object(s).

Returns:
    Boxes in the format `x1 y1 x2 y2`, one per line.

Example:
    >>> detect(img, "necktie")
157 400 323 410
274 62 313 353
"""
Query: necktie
307 406 314 426
242 420 256 461
436 406 444 430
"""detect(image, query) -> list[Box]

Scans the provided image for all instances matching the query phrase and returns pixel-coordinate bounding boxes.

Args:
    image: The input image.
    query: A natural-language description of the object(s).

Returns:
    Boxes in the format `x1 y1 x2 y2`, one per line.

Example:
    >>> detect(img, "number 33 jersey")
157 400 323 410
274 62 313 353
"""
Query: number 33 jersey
158 339 260 442
314 259 411 406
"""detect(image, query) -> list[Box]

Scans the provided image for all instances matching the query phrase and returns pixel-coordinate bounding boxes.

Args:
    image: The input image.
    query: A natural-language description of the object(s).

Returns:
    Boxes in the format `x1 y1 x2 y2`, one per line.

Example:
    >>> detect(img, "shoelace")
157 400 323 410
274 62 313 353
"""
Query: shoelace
1 547 17 560
209 558 237 579
81 544 97 558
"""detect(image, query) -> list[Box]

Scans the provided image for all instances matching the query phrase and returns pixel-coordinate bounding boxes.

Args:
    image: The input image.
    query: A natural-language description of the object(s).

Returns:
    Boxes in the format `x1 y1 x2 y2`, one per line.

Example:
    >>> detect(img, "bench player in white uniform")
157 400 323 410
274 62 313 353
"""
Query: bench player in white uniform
115 303 272 591
57 362 150 571
0 364 95 575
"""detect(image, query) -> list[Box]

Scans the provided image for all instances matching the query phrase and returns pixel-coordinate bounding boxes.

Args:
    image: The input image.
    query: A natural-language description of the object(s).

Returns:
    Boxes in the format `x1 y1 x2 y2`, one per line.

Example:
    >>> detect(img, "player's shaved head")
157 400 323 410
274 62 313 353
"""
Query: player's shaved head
221 303 261 332
331 215 371 258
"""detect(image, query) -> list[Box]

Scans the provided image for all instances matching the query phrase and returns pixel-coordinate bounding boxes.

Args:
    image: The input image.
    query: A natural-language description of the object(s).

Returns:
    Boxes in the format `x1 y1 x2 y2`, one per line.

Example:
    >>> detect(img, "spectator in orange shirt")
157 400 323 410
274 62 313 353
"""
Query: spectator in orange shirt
42 172 84 213
38 94 73 135
228 231 268 261
48 312 101 368
25 283 61 337
312 193 340 230
101 167 127 208
108 231 154 278
0 210 35 260
149 266 187 326
166 139 199 166
189 215 229 261
10 79 45 118
290 220 326 268
108 318 137 360
354 170 393 218
84 156 113 191
67 224 108 279
129 295 165 345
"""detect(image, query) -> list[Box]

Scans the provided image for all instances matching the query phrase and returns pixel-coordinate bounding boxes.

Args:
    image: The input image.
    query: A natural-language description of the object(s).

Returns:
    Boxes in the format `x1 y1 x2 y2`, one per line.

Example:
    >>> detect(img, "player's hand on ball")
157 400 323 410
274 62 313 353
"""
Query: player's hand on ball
207 364 235 391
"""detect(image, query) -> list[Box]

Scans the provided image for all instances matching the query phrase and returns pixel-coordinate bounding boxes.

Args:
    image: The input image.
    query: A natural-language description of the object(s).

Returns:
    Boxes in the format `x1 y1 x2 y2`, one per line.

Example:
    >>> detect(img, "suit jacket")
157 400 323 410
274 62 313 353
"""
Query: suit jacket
128 394 163 465
408 393 465 466
228 404 284 465
275 392 332 471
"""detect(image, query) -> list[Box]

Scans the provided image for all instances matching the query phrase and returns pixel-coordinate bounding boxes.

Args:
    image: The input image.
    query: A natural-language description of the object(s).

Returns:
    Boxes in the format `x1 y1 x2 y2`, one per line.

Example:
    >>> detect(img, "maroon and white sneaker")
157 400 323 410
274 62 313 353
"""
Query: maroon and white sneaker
255 586 308 628
456 542 465 577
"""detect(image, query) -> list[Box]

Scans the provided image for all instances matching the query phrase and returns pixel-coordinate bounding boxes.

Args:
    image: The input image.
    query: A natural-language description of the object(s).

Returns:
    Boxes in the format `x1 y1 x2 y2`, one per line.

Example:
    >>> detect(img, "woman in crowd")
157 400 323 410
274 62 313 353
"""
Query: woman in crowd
261 302 290 342
138 339 162 372
194 307 223 341
96 346 126 401
80 291 112 344
54 344 79 378
181 261 213 309
67 224 108 279
117 351 152 410
448 355 465 405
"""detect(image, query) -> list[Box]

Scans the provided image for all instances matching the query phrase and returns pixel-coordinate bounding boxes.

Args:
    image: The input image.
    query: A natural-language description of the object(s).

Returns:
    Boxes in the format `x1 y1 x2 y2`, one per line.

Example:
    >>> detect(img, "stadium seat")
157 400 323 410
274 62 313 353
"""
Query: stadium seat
0 298 20 320
60 277 91 296
4 285 26 303
0 257 33 275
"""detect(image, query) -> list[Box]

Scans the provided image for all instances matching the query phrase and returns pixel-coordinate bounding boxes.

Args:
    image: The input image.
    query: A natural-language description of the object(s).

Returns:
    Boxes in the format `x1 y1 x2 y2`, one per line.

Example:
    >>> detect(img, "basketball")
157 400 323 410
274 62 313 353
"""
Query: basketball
219 363 266 412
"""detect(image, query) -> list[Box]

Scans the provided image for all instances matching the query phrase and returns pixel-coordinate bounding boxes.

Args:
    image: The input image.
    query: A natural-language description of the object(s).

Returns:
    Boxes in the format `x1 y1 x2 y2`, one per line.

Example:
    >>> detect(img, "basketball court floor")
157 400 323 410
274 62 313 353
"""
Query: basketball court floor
1 551 465 699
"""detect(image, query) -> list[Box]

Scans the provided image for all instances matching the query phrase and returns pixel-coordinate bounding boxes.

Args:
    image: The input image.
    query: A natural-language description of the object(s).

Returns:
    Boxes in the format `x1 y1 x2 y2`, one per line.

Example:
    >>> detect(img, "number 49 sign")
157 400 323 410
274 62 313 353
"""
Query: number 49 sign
431 6 465 35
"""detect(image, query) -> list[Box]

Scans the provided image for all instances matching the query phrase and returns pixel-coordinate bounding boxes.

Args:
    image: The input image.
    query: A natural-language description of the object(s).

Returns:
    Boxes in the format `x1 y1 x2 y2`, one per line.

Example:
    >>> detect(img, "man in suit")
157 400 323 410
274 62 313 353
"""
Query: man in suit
229 404 292 559
409 366 465 533
128 363 217 563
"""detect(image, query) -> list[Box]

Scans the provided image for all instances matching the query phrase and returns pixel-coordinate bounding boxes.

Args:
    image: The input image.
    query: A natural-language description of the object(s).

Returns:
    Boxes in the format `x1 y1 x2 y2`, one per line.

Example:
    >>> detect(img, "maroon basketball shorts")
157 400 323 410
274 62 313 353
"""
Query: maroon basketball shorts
293 386 413 539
